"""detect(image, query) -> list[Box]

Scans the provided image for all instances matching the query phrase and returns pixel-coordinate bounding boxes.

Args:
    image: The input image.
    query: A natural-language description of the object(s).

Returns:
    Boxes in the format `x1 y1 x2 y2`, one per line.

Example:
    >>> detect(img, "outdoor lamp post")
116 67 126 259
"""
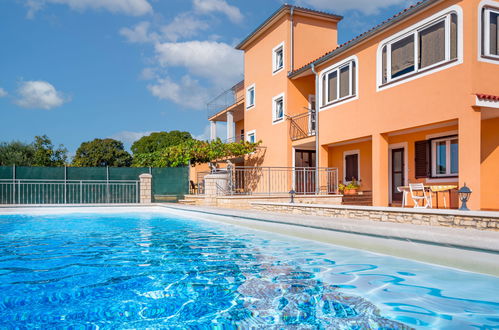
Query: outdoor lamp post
458 184 472 211
289 189 296 204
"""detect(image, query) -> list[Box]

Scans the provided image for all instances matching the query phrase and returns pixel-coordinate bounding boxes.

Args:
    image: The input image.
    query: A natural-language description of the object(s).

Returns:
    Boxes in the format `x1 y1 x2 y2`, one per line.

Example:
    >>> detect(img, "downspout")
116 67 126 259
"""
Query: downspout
311 63 320 194
290 6 294 72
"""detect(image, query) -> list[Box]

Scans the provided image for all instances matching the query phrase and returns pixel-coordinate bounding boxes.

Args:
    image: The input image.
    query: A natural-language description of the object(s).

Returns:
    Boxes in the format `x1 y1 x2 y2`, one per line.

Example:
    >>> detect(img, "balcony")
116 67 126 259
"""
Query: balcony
289 110 316 141
207 80 244 120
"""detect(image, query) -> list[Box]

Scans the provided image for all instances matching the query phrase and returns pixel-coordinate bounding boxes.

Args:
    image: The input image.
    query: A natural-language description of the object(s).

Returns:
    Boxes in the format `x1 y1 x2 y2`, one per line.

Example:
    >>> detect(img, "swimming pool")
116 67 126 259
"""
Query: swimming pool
0 208 498 329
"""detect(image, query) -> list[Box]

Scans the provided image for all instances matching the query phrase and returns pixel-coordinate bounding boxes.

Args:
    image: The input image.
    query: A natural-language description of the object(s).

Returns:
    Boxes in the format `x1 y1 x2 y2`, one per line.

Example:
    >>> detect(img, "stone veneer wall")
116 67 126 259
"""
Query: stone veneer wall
183 195 343 210
251 202 499 231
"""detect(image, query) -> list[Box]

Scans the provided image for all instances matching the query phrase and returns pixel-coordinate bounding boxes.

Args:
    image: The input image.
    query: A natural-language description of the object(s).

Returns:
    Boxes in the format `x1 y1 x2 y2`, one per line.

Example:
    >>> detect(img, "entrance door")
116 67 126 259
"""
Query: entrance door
391 148 405 202
295 150 316 194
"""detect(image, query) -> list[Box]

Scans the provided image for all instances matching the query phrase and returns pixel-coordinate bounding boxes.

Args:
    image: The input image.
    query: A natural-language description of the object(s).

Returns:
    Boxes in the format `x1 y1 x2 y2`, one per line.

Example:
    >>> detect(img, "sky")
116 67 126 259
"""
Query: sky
0 0 416 154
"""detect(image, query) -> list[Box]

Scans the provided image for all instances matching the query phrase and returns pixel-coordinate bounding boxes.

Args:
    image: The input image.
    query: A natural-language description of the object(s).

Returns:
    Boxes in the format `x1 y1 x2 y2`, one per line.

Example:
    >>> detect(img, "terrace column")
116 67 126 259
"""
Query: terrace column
226 111 234 142
210 121 217 141
372 133 389 207
459 111 481 210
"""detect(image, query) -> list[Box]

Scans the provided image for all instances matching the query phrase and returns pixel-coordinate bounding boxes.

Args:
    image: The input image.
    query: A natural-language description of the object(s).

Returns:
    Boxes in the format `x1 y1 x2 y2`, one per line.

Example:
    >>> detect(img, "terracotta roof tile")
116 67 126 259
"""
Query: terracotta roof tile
476 94 499 101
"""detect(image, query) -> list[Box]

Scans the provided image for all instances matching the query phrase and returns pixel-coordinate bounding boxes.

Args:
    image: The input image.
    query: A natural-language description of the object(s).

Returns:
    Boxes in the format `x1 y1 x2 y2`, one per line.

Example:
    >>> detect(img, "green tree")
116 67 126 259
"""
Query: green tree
32 135 67 166
73 138 132 167
0 141 35 166
132 138 260 167
131 131 193 155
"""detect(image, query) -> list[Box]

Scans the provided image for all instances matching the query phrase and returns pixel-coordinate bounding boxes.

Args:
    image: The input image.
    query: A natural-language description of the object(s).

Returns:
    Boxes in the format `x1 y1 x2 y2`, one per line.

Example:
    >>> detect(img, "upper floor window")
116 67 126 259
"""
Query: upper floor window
380 11 459 85
272 42 284 74
320 59 357 108
272 93 285 123
246 84 255 109
482 7 499 59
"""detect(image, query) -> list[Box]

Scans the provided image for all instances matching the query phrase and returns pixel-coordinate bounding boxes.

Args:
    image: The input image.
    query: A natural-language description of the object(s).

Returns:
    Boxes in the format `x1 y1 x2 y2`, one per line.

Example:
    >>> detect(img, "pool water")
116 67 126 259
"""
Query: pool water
0 210 498 329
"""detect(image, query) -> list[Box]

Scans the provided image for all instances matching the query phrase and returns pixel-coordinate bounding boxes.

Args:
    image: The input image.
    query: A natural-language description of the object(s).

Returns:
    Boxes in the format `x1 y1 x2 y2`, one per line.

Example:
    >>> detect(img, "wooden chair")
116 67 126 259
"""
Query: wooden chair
409 183 432 208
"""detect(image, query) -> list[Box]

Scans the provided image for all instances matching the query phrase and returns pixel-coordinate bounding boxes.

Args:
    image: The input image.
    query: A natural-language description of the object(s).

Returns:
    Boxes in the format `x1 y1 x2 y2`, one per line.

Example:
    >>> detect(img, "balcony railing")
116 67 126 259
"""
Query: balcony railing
225 134 245 144
289 110 316 141
207 80 244 119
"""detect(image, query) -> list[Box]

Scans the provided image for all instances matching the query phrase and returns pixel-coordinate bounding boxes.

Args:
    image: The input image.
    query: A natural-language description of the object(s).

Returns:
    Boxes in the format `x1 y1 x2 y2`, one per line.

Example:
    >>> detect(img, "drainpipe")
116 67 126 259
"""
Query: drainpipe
290 6 295 72
311 63 319 194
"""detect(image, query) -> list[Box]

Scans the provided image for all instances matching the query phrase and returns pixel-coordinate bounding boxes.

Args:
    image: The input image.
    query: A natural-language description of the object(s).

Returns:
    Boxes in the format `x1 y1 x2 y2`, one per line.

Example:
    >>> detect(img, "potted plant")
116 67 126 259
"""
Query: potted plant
340 179 361 195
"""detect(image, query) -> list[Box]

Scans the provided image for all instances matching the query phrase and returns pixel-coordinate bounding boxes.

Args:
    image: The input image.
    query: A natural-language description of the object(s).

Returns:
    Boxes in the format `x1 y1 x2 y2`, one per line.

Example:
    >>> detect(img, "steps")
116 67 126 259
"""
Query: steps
342 191 372 206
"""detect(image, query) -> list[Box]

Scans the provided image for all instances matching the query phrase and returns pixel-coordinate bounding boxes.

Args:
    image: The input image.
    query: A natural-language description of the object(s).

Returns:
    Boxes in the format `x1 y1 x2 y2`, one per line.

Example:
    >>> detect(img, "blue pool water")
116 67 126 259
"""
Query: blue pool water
0 210 498 329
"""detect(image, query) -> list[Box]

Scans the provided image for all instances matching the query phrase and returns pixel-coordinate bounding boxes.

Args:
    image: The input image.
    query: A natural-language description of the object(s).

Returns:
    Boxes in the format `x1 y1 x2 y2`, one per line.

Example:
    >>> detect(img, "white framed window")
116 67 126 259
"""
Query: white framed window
246 130 256 143
431 136 458 177
272 42 285 74
246 84 255 109
377 6 463 89
272 93 285 124
343 150 360 183
482 6 499 59
319 57 357 108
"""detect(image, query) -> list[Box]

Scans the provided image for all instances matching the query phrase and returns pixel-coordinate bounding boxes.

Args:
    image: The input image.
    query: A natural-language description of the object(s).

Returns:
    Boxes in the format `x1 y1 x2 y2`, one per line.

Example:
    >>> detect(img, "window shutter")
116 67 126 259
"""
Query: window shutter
415 140 430 178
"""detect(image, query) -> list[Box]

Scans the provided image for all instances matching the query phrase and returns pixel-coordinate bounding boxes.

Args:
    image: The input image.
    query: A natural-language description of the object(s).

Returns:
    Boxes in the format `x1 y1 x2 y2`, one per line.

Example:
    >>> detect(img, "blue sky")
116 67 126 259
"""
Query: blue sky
0 0 415 154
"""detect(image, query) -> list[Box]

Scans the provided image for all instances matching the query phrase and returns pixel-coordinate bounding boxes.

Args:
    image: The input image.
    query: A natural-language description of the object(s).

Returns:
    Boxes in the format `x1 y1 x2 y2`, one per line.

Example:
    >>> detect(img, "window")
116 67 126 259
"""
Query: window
247 130 256 143
431 136 458 177
246 84 255 109
482 7 499 58
272 93 285 123
272 42 284 73
321 59 357 107
344 150 360 183
381 11 458 84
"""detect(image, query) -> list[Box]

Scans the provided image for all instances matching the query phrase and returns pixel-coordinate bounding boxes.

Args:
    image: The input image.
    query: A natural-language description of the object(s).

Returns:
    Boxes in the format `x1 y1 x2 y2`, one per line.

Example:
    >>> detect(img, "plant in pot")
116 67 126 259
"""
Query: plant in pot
339 179 361 195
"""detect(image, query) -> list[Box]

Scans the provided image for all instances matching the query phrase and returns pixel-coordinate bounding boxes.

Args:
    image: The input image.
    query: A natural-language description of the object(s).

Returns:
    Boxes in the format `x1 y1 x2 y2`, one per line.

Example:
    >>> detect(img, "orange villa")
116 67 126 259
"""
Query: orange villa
194 0 499 211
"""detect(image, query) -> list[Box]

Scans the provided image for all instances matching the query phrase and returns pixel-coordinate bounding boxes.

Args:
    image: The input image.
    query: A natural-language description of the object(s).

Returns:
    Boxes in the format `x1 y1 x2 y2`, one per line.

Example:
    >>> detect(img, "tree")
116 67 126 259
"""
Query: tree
72 138 132 167
0 141 35 166
132 138 261 167
32 135 67 166
131 131 193 155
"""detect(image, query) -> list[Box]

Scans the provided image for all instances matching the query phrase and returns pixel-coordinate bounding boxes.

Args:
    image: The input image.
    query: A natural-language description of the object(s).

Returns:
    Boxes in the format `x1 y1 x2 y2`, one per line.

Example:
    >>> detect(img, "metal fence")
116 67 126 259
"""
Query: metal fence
289 110 316 141
0 166 189 204
0 179 139 204
207 80 244 119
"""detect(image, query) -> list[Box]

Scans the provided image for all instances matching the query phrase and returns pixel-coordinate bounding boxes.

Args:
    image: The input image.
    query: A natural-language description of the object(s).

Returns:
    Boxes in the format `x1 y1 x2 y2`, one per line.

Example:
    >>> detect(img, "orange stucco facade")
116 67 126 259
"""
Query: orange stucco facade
206 0 499 210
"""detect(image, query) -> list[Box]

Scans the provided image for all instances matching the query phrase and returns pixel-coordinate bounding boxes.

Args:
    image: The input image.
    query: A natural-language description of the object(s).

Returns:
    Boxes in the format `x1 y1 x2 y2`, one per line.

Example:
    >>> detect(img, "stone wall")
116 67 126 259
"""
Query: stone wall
251 202 499 231
139 174 152 204
182 195 343 210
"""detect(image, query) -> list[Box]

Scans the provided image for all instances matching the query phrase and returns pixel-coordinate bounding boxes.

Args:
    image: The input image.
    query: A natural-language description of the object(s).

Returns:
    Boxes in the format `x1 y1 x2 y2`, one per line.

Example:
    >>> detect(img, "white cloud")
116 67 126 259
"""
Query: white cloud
15 81 69 110
110 130 153 144
296 0 410 15
154 40 243 86
0 88 7 98
120 21 158 43
193 0 243 23
148 75 210 110
26 0 152 18
161 13 209 42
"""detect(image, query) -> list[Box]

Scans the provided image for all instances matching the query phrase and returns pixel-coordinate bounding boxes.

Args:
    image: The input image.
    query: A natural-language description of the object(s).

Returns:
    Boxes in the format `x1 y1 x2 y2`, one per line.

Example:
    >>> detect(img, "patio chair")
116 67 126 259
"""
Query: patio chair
409 183 432 208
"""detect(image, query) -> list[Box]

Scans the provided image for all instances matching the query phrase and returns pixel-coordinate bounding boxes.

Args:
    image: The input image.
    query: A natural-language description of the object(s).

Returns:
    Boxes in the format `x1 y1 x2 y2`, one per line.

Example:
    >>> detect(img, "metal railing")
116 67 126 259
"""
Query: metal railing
207 80 244 119
289 110 316 141
229 166 338 195
0 179 139 205
225 134 245 144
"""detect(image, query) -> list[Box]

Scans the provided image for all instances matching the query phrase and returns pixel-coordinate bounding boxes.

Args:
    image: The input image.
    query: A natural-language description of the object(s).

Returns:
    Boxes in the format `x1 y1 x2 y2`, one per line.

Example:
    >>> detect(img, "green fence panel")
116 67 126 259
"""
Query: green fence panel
15 166 65 181
67 167 107 181
0 167 14 180
152 167 189 202
109 167 150 181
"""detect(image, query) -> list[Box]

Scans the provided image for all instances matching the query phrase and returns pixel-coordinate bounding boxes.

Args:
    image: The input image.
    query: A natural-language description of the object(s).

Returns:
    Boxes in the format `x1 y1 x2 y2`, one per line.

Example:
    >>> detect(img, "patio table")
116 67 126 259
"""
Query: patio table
397 185 458 208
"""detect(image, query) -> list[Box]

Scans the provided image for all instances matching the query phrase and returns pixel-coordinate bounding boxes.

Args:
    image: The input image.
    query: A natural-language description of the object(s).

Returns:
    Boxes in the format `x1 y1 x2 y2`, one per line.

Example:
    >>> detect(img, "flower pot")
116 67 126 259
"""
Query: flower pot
343 188 358 195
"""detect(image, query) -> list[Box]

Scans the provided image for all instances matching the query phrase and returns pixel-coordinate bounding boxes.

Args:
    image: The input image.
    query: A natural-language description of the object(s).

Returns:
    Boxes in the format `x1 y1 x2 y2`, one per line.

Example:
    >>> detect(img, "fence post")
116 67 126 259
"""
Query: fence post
80 181 83 204
12 165 15 204
106 166 110 204
139 173 152 204
64 165 67 204
268 167 271 195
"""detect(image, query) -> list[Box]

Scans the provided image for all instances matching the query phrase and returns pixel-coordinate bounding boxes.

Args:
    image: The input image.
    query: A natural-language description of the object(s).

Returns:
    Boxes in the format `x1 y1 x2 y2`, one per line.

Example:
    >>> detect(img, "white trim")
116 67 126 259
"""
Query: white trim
376 5 464 91
425 130 458 140
272 92 285 125
343 149 360 184
272 41 285 75
478 0 499 63
476 96 499 108
318 55 359 111
388 143 408 204
246 84 256 110
246 129 256 143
